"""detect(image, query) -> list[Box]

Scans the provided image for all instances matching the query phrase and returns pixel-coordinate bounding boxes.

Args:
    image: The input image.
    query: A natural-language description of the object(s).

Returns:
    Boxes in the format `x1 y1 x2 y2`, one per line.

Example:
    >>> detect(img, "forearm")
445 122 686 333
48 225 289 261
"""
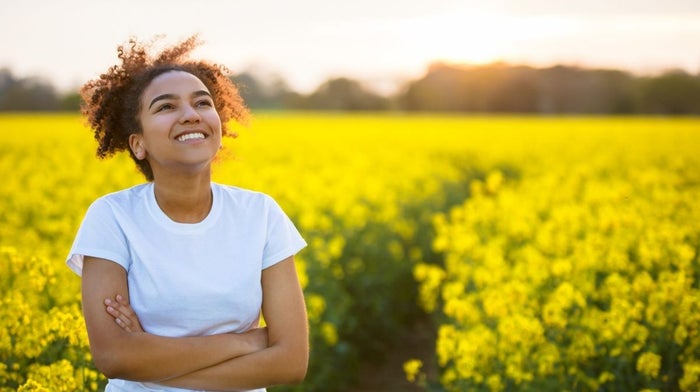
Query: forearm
160 342 308 391
82 257 266 382
159 258 310 391
94 330 260 382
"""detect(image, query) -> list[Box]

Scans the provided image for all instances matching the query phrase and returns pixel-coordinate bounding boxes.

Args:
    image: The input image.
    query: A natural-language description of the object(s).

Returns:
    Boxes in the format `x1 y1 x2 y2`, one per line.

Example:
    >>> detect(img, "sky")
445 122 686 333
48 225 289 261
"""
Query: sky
1 0 699 94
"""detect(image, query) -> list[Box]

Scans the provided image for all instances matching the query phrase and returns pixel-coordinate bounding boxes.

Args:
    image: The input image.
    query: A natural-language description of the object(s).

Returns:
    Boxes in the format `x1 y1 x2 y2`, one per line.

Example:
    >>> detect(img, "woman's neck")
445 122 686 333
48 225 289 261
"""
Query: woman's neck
152 172 213 224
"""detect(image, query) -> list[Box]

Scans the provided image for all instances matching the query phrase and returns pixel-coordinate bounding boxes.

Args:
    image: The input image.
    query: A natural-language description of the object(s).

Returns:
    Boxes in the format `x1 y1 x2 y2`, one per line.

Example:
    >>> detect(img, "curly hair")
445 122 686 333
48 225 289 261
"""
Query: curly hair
80 35 249 180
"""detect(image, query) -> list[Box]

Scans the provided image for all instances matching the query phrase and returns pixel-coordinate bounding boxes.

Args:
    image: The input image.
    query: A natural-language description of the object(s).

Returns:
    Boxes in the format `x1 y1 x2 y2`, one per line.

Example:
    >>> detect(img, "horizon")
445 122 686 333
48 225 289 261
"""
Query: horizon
3 59 693 97
1 0 699 94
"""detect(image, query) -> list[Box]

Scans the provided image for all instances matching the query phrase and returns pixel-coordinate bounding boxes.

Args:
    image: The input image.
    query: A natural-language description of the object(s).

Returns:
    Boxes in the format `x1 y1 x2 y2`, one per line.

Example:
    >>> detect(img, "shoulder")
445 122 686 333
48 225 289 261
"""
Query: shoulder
212 183 294 225
213 183 278 209
95 183 150 203
86 183 151 215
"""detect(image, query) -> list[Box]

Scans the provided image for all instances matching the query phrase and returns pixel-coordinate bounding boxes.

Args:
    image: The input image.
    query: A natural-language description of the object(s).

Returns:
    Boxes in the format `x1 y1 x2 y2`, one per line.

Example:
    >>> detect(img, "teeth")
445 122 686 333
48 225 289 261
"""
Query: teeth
177 132 205 142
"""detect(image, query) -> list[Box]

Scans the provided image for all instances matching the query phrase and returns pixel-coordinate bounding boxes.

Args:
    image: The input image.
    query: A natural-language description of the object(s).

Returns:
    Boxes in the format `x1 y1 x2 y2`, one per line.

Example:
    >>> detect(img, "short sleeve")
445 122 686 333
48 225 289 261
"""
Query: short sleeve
262 196 307 269
66 198 131 276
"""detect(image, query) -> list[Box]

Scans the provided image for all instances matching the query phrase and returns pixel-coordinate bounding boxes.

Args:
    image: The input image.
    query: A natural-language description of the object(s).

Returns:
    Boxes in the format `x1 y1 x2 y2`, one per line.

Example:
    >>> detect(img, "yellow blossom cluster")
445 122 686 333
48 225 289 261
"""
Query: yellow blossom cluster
0 113 471 390
0 247 99 390
1 114 698 390
416 118 700 390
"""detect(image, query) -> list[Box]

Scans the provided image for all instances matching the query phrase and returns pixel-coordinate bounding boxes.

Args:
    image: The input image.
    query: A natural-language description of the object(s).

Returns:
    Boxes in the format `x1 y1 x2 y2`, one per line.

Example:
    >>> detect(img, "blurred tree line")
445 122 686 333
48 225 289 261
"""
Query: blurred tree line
0 68 80 111
1 63 699 114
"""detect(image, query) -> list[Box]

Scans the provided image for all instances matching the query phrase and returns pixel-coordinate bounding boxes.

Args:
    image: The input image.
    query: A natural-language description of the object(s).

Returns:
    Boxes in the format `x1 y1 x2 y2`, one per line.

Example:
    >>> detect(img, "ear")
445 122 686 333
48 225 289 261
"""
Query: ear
129 133 147 160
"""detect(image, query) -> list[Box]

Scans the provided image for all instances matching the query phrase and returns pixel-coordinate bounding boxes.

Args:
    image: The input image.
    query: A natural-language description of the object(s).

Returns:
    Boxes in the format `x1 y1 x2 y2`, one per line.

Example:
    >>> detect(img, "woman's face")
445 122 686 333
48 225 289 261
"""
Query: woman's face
130 70 222 178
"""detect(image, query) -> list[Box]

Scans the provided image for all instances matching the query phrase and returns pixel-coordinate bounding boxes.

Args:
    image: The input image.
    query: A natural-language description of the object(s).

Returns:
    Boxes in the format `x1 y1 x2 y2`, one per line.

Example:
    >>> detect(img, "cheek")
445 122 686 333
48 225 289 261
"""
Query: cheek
141 116 170 135
207 112 223 134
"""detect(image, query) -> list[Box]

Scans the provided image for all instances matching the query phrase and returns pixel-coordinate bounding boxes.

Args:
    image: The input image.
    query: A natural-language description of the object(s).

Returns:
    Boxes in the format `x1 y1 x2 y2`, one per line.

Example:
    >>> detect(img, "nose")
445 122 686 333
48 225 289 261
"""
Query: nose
180 103 201 123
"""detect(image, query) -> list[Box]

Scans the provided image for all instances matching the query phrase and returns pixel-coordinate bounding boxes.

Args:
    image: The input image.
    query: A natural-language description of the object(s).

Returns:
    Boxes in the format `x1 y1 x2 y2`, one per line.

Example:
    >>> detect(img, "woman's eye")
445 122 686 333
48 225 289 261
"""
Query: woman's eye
196 100 213 107
155 103 174 112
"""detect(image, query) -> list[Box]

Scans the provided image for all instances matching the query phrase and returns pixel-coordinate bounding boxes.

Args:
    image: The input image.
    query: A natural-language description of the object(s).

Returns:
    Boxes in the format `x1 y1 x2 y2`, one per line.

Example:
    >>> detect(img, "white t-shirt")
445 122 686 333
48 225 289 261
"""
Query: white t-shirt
67 182 306 392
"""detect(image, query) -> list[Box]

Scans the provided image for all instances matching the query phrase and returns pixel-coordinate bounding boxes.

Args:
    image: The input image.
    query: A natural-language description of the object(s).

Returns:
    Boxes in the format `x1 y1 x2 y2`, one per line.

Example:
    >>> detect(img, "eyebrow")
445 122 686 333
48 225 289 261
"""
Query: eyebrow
148 90 213 109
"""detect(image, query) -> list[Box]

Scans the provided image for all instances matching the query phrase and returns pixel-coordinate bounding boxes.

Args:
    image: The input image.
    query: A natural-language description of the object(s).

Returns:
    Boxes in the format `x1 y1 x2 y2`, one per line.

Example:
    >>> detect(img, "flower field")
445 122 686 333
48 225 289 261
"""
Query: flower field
0 113 698 391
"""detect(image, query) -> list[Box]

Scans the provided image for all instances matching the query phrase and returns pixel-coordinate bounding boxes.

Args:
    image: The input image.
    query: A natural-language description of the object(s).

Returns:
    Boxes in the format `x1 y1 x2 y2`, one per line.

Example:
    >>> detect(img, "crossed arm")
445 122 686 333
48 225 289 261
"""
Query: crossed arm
81 255 309 391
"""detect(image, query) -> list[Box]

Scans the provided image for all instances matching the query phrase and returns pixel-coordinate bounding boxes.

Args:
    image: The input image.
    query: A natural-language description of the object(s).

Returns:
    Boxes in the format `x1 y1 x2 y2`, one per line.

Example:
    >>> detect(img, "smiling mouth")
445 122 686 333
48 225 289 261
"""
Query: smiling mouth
176 132 206 142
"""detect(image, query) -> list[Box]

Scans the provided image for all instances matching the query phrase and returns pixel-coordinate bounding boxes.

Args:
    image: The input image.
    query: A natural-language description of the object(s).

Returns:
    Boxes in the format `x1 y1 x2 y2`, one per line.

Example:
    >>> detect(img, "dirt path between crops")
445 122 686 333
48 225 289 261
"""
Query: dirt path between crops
349 317 439 391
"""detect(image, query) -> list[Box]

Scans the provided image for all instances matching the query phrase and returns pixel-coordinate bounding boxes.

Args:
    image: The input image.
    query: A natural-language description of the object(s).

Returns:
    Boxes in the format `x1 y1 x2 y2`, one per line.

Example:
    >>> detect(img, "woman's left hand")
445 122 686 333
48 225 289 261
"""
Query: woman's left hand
105 294 144 333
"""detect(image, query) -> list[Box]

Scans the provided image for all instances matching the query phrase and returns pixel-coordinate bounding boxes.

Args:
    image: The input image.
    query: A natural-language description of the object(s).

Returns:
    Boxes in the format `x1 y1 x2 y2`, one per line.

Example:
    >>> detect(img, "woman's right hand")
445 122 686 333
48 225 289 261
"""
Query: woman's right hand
106 294 268 354
105 294 144 333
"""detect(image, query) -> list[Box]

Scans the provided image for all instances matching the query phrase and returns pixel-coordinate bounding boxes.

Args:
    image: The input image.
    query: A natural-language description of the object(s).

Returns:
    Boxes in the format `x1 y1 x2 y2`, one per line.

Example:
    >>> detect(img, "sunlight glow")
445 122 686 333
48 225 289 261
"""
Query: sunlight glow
410 11 584 65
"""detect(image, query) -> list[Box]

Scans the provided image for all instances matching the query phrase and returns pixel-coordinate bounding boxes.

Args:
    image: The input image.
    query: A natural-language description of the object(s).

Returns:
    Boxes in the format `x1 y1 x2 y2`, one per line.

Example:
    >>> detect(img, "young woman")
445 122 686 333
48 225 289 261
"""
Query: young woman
66 35 309 391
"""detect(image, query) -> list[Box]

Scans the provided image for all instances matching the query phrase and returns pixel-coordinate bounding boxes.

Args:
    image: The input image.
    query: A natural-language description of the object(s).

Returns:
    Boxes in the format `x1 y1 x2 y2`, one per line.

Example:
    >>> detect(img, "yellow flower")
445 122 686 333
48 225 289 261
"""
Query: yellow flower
680 361 700 391
598 371 615 384
403 359 423 383
636 352 662 378
24 360 78 392
486 374 503 392
320 322 338 346
414 263 446 313
17 379 50 392
305 294 326 322
485 170 504 194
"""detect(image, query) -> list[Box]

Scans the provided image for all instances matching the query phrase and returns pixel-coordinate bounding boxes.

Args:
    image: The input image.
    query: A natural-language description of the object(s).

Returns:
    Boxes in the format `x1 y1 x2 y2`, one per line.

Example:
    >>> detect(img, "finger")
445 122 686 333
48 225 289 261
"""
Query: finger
114 316 131 332
105 298 124 313
120 305 136 318
120 314 132 326
116 294 128 305
113 295 136 318
105 305 121 318
106 305 133 327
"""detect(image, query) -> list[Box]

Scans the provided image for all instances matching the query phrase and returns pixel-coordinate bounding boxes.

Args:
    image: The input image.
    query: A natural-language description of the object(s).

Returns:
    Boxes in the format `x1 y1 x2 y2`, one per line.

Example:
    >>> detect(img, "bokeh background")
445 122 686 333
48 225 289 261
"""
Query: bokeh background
1 0 699 113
